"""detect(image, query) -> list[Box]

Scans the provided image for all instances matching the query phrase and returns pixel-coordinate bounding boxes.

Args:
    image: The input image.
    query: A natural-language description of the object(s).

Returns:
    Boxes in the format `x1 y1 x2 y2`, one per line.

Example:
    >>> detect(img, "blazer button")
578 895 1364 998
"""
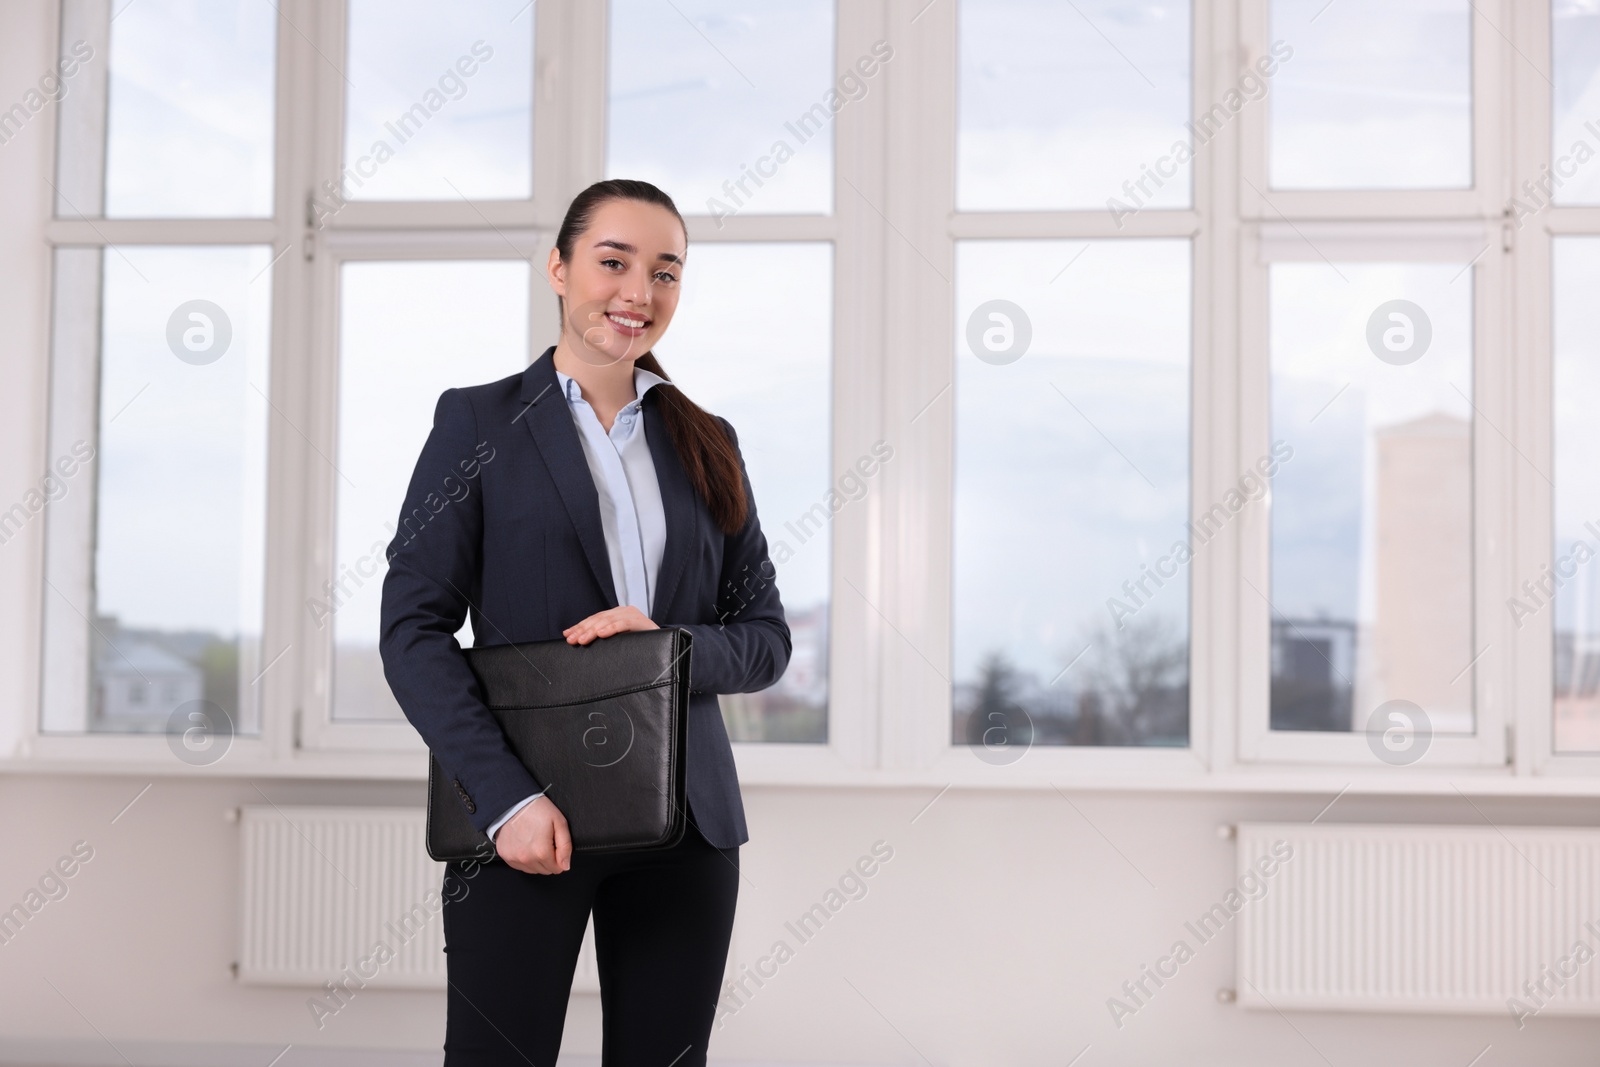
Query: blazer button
463 799 476 814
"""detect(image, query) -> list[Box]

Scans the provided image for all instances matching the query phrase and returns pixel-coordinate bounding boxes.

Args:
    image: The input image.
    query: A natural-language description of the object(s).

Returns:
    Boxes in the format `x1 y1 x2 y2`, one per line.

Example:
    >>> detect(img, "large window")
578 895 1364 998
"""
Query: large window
38 0 845 761
341 0 533 202
41 0 280 753
956 0 1193 211
1233 0 1506 769
1553 238 1600 753
608 0 835 215
329 261 529 722
1268 0 1472 190
606 0 837 742
24 0 1600 789
66 0 277 218
1550 4 1600 759
41 245 272 739
1267 263 1475 739
949 1 1194 758
951 240 1192 750
652 243 834 743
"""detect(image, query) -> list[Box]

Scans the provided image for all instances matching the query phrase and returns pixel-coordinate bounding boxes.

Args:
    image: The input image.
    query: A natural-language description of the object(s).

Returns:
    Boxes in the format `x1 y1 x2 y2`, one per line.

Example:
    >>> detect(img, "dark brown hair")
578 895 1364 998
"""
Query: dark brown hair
554 179 747 535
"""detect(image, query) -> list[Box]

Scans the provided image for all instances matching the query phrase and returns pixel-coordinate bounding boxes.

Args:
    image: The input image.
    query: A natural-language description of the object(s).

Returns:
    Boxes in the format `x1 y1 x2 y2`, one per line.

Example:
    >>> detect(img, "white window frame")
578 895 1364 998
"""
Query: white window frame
1232 0 1514 769
1518 0 1600 780
878 0 1217 789
20 0 1600 802
1233 218 1511 769
27 0 294 773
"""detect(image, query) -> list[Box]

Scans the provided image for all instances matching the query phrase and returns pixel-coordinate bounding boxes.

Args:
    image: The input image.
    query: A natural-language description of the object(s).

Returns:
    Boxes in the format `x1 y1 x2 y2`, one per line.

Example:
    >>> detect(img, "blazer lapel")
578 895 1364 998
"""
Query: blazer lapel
518 347 618 609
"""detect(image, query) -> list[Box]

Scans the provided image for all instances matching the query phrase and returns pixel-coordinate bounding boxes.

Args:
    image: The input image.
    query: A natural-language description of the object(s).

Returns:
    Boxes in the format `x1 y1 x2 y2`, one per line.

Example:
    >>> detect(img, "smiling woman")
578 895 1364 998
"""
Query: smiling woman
21 1 1600 1063
378 178 791 1064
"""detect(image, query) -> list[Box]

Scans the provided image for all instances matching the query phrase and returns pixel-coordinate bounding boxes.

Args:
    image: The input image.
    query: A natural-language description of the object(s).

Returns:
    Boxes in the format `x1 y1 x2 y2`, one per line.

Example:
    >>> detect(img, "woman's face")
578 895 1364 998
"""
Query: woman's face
550 197 686 367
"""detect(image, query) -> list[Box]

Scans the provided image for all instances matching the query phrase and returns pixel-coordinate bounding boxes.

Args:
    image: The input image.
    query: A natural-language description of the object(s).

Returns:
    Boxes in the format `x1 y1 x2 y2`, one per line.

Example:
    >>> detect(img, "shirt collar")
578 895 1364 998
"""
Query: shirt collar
555 365 669 409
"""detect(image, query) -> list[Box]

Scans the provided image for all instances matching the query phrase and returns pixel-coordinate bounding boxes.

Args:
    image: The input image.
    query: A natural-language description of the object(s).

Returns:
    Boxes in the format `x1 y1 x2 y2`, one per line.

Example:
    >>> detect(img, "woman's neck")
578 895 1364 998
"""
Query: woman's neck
551 335 642 431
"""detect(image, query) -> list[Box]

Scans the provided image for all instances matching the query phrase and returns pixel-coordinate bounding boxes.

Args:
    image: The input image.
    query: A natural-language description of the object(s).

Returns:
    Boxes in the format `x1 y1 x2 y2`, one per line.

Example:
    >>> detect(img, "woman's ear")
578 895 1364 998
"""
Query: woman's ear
546 247 566 297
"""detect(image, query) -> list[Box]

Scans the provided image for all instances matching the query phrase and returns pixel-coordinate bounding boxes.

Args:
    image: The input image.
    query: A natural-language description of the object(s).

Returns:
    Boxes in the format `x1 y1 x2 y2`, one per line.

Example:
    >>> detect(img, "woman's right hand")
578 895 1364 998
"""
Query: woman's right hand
494 795 572 875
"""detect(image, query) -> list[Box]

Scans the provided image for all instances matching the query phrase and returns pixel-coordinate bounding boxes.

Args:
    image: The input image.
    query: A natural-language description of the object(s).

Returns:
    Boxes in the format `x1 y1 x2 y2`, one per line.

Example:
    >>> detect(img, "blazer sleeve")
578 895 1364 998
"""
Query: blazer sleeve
673 415 793 695
378 387 543 835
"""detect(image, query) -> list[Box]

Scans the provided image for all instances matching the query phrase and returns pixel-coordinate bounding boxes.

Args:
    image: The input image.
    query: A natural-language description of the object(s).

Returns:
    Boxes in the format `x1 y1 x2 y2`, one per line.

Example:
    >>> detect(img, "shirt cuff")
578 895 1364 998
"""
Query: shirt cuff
486 791 545 842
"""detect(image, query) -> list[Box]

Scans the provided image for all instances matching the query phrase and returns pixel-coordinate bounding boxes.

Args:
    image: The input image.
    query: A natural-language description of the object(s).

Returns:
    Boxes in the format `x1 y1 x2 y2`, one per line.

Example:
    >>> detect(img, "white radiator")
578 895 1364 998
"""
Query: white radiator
235 806 615 992
1237 822 1600 1018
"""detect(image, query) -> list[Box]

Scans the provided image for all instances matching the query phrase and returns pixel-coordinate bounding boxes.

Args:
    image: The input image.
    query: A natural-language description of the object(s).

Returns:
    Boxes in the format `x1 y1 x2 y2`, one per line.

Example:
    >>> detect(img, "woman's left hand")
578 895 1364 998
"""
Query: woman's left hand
563 605 659 645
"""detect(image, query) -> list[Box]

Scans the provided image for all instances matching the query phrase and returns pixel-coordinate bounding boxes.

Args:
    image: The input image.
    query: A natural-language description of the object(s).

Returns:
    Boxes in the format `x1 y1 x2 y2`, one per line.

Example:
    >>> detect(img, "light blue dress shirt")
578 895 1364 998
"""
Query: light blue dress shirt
486 362 671 842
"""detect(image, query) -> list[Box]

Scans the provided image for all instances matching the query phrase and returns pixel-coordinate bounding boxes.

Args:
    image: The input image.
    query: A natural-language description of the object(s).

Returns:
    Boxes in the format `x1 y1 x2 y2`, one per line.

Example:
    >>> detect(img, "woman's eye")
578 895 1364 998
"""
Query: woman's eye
599 257 674 283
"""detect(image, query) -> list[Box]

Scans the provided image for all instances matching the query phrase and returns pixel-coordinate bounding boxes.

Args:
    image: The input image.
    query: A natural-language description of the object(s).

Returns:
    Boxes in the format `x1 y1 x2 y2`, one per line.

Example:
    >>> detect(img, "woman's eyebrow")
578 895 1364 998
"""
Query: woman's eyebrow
593 238 683 267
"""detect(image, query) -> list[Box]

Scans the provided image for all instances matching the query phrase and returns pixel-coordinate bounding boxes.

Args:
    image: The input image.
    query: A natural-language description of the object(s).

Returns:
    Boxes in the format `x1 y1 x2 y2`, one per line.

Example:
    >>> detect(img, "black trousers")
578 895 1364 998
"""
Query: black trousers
440 820 740 1066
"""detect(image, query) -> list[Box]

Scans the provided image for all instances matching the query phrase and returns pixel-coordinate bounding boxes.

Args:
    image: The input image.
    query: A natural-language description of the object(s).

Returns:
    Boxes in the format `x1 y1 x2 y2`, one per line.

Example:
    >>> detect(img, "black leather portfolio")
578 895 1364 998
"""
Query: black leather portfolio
425 627 692 863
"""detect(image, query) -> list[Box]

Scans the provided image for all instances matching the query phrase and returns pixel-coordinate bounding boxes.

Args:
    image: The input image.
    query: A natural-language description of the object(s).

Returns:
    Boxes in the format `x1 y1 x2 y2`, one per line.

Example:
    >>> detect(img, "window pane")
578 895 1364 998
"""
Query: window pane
342 0 533 202
332 261 530 721
1553 237 1600 752
1269 263 1474 738
41 246 272 738
1553 2 1600 206
1270 0 1471 190
953 240 1191 749
653 243 832 742
608 0 836 216
55 0 277 218
958 0 1192 212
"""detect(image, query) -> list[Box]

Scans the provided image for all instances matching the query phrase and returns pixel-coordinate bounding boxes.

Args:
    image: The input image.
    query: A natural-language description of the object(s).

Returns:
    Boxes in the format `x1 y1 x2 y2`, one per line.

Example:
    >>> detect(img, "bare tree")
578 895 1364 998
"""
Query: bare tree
1073 613 1188 745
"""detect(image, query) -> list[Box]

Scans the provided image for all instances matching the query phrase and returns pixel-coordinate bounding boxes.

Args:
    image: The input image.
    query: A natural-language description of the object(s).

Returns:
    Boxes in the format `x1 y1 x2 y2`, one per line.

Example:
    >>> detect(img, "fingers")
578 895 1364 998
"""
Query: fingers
512 842 560 876
564 612 619 643
503 805 571 876
533 816 562 874
563 607 655 644
565 622 611 644
553 813 572 872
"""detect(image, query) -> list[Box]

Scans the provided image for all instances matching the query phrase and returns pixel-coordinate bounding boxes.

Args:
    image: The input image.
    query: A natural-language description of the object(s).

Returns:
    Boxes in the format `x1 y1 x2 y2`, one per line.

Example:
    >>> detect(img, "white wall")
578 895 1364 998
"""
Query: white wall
2 777 1600 1064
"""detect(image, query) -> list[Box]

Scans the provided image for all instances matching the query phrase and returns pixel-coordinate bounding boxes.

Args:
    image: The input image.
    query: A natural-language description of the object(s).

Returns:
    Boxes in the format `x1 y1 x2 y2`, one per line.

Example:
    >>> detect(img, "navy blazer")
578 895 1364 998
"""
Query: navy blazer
378 345 791 850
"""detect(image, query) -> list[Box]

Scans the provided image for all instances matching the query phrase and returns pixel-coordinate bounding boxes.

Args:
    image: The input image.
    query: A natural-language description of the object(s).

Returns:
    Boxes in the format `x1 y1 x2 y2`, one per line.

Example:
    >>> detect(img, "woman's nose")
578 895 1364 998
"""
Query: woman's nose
621 268 655 305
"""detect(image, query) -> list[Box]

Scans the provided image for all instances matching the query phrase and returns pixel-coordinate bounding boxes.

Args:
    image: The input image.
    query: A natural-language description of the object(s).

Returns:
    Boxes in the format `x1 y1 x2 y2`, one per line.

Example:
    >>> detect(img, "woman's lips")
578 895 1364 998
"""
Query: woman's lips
605 311 649 337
